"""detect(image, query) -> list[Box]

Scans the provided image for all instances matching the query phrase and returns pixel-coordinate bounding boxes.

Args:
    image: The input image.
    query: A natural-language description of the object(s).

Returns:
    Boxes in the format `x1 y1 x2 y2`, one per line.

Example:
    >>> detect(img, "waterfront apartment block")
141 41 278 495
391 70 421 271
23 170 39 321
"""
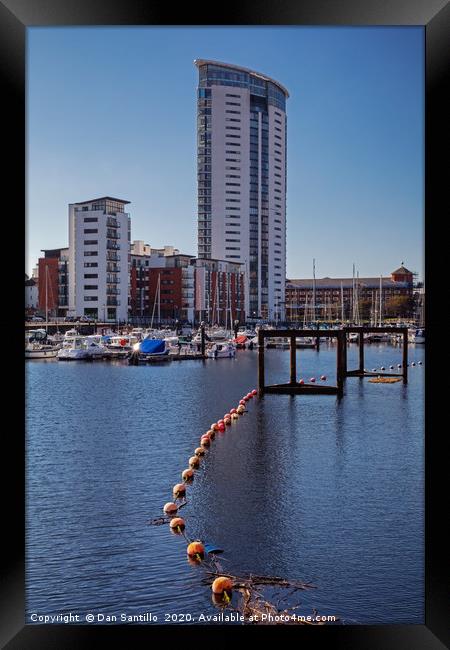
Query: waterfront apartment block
195 59 288 322
68 197 131 322
285 266 415 321
37 248 69 317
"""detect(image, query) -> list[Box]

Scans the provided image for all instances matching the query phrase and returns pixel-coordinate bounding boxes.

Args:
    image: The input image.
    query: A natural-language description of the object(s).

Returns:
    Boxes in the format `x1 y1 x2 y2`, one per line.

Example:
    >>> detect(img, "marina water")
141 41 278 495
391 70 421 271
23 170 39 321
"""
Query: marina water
26 344 424 624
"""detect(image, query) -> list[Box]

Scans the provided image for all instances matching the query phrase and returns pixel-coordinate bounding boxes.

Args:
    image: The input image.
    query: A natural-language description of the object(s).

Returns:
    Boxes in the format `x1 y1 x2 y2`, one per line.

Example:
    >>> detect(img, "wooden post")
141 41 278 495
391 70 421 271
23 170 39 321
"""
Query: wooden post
290 335 296 385
258 330 265 394
342 330 347 375
337 331 344 395
359 331 364 374
200 323 205 357
403 330 408 383
315 328 320 350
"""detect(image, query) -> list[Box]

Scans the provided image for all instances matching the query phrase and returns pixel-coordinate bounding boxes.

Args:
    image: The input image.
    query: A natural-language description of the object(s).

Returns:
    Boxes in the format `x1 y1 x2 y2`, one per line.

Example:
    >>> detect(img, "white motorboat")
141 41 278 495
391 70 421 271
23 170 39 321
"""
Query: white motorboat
84 335 111 359
206 342 236 358
104 335 137 357
296 336 316 348
57 336 90 360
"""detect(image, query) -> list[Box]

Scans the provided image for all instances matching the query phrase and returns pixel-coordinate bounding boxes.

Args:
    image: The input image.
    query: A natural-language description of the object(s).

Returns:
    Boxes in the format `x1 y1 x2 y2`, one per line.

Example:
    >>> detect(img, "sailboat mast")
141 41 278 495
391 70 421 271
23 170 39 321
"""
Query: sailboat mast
45 266 48 332
312 259 316 325
341 282 344 322
379 275 382 325
158 273 161 326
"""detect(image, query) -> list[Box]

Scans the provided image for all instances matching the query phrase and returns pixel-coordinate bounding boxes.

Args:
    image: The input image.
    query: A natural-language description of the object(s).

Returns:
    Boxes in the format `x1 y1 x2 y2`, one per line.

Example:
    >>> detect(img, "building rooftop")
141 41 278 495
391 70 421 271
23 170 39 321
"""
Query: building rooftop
194 59 289 97
72 196 130 205
286 277 410 290
392 265 412 275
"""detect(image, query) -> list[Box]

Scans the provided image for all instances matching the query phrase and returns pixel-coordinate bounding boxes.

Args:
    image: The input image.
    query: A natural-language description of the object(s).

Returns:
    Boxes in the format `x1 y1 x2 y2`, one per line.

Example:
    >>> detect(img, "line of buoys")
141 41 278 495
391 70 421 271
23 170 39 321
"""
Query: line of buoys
159 388 258 584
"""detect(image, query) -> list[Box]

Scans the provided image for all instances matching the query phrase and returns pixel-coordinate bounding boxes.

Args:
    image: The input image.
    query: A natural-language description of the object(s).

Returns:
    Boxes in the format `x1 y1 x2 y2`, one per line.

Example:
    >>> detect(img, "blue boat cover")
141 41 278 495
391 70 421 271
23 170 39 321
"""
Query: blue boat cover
140 339 166 354
101 336 111 342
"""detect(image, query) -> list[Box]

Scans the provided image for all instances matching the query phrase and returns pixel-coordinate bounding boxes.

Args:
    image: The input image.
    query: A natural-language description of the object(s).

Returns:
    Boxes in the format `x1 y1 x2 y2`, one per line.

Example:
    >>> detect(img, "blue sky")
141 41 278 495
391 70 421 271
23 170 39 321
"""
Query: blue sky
27 26 424 280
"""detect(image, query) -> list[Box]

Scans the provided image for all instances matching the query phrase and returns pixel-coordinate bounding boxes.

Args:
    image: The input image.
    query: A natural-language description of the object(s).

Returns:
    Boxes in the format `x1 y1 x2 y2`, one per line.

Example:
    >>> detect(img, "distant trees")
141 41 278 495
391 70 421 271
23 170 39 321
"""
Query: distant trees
384 296 415 318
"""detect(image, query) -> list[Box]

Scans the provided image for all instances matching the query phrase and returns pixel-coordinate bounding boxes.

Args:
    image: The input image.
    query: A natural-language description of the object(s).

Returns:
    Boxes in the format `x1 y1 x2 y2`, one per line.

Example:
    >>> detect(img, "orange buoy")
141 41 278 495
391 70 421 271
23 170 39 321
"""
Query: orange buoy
237 405 245 413
239 400 246 405
163 502 178 515
224 418 231 426
320 375 326 381
208 429 216 439
189 456 200 469
200 436 211 447
173 483 186 498
211 423 218 431
246 393 253 399
212 576 233 596
217 419 224 425
182 468 194 482
169 517 185 533
299 379 304 385
231 413 239 420
230 408 237 414
310 377 316 383
187 541 204 561
251 389 257 396
195 447 205 456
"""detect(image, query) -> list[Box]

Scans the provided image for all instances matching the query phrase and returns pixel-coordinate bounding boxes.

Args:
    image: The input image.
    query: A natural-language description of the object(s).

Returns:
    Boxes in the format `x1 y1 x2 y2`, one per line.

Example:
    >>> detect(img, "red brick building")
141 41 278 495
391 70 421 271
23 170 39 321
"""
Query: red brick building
130 253 195 322
37 248 69 317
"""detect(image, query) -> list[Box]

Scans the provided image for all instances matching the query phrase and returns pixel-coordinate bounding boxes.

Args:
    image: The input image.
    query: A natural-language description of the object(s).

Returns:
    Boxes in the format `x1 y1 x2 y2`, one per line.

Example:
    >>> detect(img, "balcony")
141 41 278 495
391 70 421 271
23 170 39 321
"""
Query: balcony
106 252 120 261
106 217 120 228
107 298 120 306
106 241 120 250
107 287 121 295
107 229 120 239
106 263 120 272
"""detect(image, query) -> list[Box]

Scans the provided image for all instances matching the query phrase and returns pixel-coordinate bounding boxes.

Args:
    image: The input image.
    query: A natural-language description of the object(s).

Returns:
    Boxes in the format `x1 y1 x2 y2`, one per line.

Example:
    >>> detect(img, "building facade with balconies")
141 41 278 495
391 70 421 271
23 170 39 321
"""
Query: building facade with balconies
130 250 195 323
68 197 131 321
195 59 288 322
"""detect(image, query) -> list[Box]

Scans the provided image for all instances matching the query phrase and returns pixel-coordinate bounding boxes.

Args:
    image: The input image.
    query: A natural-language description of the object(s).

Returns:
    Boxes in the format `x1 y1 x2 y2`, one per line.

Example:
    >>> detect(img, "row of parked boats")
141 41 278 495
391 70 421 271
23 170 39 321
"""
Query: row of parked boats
25 325 425 361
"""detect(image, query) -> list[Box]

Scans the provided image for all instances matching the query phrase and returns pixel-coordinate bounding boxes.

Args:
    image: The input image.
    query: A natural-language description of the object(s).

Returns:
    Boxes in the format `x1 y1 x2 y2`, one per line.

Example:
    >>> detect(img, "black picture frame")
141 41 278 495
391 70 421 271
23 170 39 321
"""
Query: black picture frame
3 1 448 647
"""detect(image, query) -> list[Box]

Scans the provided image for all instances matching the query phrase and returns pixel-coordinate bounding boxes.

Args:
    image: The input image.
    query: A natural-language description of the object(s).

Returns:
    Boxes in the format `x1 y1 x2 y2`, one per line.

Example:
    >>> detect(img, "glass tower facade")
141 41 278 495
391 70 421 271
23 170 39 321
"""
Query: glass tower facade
195 60 288 321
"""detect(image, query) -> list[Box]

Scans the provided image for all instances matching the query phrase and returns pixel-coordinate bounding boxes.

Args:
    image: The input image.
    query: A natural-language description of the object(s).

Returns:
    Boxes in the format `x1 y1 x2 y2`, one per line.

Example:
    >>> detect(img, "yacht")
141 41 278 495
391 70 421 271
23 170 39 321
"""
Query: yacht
25 329 60 359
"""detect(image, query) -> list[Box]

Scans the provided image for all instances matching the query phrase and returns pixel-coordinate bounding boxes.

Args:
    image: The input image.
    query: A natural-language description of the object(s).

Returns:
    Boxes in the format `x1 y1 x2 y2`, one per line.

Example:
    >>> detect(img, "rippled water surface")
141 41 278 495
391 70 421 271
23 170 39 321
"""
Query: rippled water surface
26 344 424 624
